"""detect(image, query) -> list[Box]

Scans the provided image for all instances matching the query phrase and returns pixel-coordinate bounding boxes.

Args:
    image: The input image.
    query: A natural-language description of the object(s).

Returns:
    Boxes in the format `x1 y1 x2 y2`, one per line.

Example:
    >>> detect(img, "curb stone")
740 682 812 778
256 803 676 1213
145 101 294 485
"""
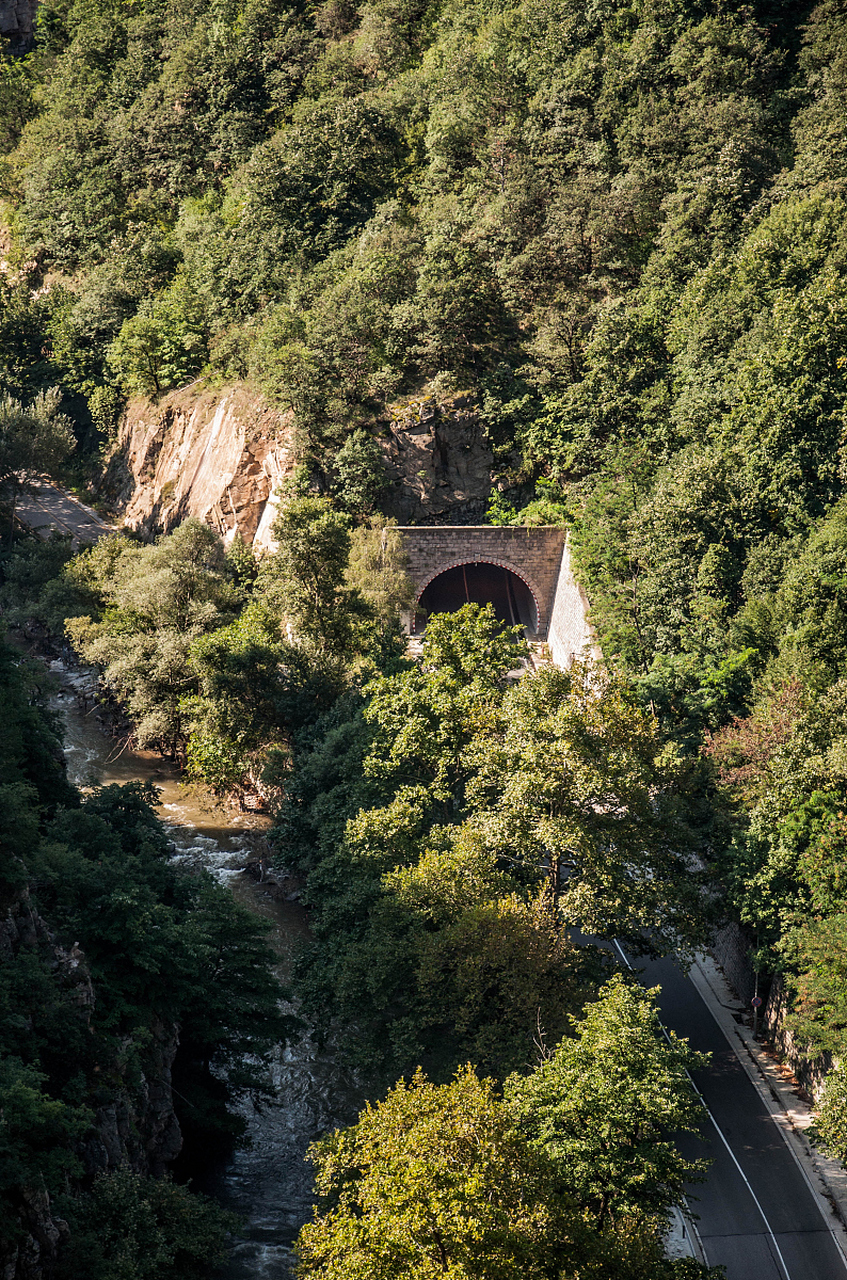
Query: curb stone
665 1203 709 1265
688 951 847 1267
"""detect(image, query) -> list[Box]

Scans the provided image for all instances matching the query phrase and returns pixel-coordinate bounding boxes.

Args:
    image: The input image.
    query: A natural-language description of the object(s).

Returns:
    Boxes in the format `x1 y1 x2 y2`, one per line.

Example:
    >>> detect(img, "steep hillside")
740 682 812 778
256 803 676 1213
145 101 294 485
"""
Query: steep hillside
8 0 847 1257
0 637 287 1280
103 381 496 544
0 0 814 505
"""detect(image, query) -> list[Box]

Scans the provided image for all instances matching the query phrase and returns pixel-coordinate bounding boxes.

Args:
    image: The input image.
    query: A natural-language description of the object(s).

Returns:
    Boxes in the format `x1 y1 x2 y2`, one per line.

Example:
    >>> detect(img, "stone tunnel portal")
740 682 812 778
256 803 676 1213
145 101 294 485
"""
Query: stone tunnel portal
413 562 538 635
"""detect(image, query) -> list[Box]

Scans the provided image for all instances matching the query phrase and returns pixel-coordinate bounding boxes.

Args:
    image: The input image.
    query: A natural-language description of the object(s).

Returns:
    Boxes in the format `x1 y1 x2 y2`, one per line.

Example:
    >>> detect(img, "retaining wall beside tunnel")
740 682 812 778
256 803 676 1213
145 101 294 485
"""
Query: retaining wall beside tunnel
547 537 602 668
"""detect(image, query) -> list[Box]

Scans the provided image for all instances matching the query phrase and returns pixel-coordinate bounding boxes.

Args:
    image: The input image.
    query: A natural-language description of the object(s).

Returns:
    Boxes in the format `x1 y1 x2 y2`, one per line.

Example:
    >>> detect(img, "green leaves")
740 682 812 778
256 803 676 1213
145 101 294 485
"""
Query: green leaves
506 975 708 1226
0 635 76 845
263 493 361 660
28 777 288 1147
0 638 286 1269
184 602 291 795
51 501 413 791
361 603 526 800
0 1058 87 1234
412 889 595 1075
469 662 707 955
329 429 388 516
3 0 803 467
784 912 847 1057
297 1044 713 1280
56 1169 238 1280
809 1064 847 1165
0 387 76 508
0 52 38 155
297 1066 564 1280
288 607 709 1077
66 520 241 756
107 276 209 398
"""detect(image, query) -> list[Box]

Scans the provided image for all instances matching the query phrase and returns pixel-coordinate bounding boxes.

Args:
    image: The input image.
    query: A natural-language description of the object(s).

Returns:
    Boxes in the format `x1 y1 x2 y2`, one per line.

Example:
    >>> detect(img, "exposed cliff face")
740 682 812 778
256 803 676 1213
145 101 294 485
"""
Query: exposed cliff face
102 382 495 546
0 0 36 46
3 1189 65 1280
101 385 295 553
381 392 494 525
0 897 182 1280
82 1018 182 1179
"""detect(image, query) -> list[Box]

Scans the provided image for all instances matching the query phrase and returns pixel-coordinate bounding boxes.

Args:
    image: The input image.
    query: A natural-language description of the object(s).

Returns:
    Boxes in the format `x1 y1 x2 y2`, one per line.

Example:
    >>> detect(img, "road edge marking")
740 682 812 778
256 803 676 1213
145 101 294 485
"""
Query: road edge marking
688 955 847 1270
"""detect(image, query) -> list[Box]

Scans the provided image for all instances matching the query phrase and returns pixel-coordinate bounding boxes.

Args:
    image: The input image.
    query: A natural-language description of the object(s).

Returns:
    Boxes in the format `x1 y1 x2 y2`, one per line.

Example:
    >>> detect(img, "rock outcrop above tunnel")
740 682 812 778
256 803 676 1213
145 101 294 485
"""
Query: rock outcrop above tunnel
381 392 494 525
101 382 497 545
0 0 36 45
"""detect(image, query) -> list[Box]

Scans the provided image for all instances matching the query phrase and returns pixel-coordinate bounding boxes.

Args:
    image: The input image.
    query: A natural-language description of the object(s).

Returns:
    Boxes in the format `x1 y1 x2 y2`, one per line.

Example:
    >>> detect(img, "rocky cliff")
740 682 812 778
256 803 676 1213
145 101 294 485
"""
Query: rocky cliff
101 385 295 552
382 392 494 525
101 382 496 546
0 0 36 46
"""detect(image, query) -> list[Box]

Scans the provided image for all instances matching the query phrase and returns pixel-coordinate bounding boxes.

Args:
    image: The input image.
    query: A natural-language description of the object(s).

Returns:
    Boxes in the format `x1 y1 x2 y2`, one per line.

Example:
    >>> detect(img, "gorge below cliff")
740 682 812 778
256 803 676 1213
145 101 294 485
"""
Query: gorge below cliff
52 664 363 1280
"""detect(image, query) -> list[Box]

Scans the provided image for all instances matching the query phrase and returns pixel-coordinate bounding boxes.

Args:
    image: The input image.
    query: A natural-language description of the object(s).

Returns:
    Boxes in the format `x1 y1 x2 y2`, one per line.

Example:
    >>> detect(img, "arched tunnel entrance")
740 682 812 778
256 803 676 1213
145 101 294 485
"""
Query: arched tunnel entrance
413 562 539 636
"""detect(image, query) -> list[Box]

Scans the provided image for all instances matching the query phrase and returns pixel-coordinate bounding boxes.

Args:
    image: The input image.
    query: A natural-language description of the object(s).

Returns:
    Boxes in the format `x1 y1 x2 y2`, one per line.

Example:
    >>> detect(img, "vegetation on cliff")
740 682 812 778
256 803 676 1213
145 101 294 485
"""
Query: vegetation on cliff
0 0 823 472
7 0 847 1263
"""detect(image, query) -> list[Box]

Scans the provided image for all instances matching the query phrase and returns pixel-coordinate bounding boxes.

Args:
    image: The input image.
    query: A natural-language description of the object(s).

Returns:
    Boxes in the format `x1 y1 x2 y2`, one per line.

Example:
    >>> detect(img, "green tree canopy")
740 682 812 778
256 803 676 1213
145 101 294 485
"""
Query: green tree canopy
297 1066 563 1280
296 1058 718 1280
67 520 241 754
506 976 708 1228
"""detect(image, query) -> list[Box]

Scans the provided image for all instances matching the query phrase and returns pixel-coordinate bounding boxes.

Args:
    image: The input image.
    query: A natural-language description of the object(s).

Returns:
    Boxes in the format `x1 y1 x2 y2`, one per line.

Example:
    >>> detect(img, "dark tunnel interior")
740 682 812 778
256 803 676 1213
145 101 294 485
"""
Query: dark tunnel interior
413 562 538 634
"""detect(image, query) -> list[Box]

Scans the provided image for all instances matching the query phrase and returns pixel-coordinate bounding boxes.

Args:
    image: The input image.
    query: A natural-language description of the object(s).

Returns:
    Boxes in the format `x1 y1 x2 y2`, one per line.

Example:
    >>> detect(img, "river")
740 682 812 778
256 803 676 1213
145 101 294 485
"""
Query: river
51 662 364 1279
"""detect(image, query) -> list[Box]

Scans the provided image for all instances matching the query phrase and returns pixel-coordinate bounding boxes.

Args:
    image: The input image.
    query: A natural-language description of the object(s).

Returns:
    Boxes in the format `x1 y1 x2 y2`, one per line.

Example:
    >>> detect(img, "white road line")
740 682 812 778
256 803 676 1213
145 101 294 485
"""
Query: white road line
613 940 793 1280
690 1095 792 1279
688 960 847 1272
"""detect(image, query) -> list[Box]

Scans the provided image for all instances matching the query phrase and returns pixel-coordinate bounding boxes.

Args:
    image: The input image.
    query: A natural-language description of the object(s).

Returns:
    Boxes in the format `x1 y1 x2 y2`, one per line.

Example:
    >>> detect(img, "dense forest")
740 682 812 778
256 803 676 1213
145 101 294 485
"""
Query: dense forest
0 634 289 1275
5 0 847 1274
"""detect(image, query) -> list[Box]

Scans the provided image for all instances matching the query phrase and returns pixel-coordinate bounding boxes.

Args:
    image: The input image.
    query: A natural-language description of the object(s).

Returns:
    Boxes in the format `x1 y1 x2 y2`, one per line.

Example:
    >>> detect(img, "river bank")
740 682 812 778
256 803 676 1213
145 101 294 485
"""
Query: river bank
52 658 363 1280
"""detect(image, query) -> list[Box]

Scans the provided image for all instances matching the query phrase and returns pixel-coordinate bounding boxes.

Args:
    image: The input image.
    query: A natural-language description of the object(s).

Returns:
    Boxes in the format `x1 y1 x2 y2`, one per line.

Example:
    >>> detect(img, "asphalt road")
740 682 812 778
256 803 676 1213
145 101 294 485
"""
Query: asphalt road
636 951 847 1280
14 478 111 544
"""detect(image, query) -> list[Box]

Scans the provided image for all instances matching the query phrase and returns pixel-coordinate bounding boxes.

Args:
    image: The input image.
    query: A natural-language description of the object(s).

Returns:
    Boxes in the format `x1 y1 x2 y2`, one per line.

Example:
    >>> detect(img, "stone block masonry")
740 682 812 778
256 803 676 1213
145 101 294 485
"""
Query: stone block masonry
398 526 600 667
